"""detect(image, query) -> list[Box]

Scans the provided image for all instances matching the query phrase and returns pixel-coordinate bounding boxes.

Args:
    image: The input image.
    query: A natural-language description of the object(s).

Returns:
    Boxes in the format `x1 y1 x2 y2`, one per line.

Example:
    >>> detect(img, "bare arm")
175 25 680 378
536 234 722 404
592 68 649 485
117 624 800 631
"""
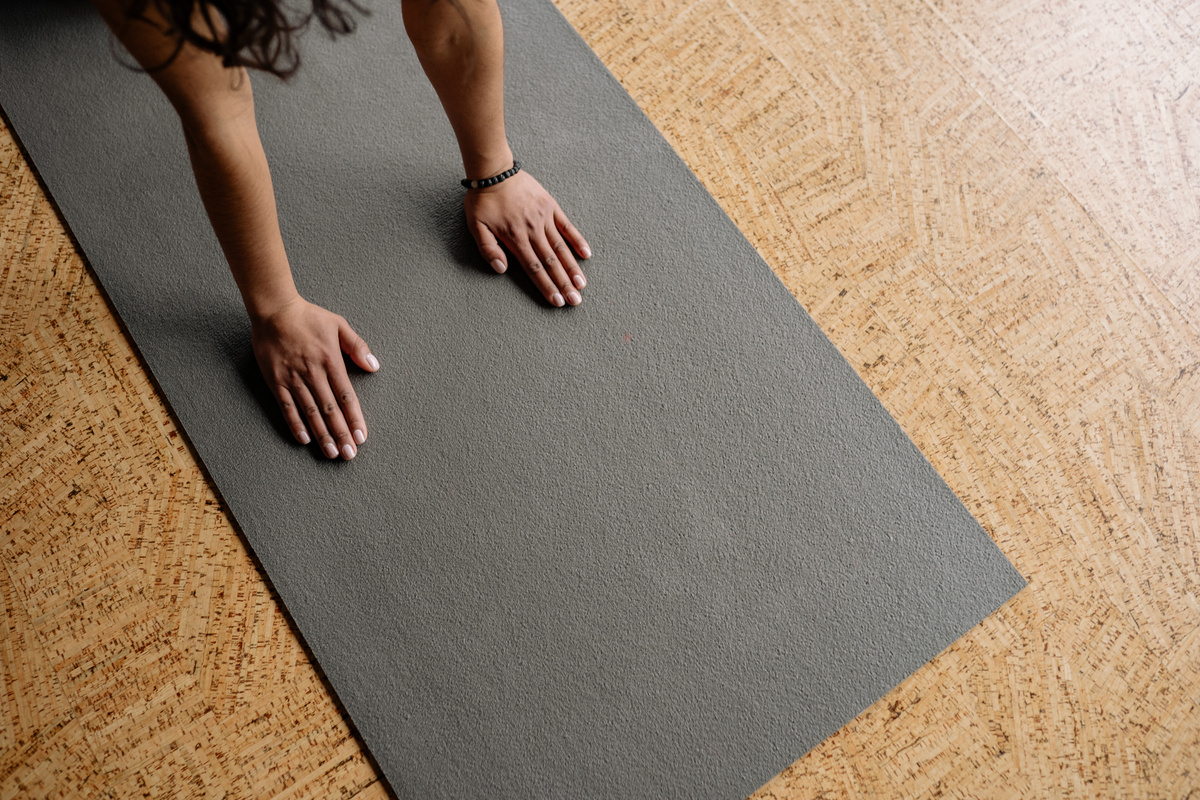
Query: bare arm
87 0 586 459
403 0 592 307
90 0 377 460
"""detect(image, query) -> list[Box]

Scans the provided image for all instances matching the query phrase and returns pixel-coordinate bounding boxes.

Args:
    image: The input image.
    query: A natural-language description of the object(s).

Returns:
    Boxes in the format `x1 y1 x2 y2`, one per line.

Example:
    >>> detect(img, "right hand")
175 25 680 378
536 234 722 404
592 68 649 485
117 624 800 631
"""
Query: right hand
250 297 380 460
465 170 591 307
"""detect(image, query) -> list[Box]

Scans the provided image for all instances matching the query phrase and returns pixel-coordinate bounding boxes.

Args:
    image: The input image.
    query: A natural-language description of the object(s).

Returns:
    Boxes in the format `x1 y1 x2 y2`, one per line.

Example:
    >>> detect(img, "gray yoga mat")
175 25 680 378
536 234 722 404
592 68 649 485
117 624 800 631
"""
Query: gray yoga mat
0 1 1025 797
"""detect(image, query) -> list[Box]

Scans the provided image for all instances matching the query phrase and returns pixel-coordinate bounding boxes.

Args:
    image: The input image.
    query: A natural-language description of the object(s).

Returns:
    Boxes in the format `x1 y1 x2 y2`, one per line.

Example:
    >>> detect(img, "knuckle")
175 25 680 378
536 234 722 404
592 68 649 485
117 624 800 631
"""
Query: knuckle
526 260 545 274
322 401 337 415
338 390 354 405
303 404 321 417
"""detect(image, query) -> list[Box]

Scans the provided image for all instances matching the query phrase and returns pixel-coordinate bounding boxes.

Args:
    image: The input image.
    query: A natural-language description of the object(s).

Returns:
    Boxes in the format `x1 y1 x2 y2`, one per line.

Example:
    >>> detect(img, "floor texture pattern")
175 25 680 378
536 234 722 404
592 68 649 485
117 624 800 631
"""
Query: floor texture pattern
3 0 1199 796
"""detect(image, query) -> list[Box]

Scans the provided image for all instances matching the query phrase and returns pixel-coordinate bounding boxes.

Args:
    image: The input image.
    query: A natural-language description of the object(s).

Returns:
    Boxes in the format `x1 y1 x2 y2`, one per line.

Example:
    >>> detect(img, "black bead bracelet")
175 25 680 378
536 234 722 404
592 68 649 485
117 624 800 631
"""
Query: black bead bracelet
461 160 522 190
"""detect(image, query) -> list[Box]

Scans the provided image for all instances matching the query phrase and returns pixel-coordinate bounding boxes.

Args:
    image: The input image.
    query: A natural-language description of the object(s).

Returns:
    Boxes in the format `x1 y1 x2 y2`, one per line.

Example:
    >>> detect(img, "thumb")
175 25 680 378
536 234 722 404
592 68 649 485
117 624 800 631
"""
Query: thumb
472 221 508 274
338 318 379 372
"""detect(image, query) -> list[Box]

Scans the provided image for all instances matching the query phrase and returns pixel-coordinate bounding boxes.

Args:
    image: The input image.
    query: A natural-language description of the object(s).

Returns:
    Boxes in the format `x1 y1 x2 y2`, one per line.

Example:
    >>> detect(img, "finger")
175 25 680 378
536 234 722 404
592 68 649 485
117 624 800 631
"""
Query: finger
275 384 311 445
329 361 367 446
311 371 357 460
337 318 380 373
292 381 337 459
554 208 591 261
547 224 586 297
472 221 508 274
512 237 564 307
533 233 581 307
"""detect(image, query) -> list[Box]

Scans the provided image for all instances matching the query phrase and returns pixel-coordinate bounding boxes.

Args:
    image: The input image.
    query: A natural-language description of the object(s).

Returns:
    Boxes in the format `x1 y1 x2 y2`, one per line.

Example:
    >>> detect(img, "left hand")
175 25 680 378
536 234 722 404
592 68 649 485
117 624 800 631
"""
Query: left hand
464 171 592 307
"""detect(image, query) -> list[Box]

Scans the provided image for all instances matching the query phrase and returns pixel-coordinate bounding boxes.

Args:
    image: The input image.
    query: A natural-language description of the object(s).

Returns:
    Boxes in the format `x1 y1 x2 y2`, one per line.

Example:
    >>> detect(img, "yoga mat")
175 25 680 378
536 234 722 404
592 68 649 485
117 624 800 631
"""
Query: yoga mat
0 1 1026 797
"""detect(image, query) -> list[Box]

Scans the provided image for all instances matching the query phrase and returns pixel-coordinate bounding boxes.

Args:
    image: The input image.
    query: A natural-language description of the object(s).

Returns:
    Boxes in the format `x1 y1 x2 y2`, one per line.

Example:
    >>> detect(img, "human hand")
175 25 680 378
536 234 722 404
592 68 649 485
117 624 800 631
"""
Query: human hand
464 171 592 307
250 297 380 460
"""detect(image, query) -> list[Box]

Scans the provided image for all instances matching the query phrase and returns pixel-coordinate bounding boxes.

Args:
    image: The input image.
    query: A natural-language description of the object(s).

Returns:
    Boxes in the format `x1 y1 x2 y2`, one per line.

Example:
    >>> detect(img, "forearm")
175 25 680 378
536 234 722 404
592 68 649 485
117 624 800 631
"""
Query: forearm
182 102 299 322
402 0 512 179
89 0 377 458
90 0 298 322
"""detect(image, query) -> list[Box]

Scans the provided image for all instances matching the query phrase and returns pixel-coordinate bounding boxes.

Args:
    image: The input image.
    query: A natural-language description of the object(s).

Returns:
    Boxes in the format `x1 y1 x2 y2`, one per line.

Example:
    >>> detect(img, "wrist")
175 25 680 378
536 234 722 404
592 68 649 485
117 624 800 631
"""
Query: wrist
462 159 521 190
245 287 303 326
462 145 514 182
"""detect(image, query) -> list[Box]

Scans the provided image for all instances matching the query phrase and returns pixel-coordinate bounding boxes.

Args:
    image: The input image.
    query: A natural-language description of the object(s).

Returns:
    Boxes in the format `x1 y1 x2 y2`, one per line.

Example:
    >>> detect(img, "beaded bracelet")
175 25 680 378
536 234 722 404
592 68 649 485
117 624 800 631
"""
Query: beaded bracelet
461 160 522 190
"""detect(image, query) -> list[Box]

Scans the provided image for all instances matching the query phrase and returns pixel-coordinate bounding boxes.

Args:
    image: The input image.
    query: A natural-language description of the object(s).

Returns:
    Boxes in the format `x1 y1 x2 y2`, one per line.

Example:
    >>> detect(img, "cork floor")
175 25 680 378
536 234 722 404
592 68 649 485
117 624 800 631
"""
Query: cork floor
2 0 1199 797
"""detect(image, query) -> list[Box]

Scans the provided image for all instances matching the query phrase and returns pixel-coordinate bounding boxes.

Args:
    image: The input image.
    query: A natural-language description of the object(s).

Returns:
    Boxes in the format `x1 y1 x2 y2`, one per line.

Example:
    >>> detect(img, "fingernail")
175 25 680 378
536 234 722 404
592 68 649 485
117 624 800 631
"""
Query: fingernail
552 292 565 307
324 442 338 458
491 259 506 274
342 444 356 460
582 245 592 258
366 354 380 371
567 290 582 305
353 429 365 445
298 430 311 445
573 274 587 289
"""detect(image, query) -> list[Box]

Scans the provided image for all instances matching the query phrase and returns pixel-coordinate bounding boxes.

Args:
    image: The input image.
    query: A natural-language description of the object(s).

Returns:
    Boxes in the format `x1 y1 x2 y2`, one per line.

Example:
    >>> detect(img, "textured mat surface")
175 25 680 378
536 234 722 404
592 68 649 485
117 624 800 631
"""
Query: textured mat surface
0 1 1025 797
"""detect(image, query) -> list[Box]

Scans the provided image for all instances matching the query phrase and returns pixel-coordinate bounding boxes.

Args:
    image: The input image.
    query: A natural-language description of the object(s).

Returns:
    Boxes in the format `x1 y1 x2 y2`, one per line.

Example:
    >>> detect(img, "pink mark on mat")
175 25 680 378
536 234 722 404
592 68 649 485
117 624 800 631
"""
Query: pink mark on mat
624 333 633 343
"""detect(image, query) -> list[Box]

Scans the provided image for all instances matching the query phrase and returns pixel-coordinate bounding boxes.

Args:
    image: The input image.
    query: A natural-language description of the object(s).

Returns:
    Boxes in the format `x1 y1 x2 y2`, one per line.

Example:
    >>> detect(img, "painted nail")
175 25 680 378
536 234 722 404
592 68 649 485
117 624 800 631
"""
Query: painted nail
342 444 356 460
567 290 582 305
324 442 338 459
581 245 592 258
353 429 366 445
366 354 380 371
491 259 506 274
551 292 565 307
573 274 587 289
298 430 311 445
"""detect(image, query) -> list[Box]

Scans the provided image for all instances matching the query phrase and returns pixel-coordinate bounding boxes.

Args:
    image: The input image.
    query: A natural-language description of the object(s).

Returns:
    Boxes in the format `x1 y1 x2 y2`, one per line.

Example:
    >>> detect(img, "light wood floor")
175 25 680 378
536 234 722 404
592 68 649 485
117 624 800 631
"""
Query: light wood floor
3 0 1199 796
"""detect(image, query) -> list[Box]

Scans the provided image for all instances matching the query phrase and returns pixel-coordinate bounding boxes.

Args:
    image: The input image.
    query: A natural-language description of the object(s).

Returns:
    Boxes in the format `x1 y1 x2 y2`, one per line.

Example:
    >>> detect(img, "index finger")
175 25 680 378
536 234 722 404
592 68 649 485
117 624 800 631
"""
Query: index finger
512 236 565 307
554 208 591 260
547 225 585 294
329 362 367 446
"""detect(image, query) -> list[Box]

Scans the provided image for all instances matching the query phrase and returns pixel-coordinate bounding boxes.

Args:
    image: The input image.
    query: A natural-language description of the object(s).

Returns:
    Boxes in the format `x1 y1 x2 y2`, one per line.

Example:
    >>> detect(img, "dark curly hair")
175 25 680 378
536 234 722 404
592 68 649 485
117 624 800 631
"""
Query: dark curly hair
127 0 368 78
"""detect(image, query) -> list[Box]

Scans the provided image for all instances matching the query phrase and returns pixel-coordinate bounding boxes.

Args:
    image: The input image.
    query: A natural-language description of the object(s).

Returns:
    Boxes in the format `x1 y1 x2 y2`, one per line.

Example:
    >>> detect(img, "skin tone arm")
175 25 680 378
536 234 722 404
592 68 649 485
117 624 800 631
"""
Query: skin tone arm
403 0 591 308
90 0 378 461
90 0 591 460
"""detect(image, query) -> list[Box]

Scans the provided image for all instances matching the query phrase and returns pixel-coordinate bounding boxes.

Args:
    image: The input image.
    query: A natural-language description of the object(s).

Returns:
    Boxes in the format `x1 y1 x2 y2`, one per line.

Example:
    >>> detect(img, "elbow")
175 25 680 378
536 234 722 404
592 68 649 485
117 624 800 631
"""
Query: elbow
402 0 498 47
171 67 257 148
